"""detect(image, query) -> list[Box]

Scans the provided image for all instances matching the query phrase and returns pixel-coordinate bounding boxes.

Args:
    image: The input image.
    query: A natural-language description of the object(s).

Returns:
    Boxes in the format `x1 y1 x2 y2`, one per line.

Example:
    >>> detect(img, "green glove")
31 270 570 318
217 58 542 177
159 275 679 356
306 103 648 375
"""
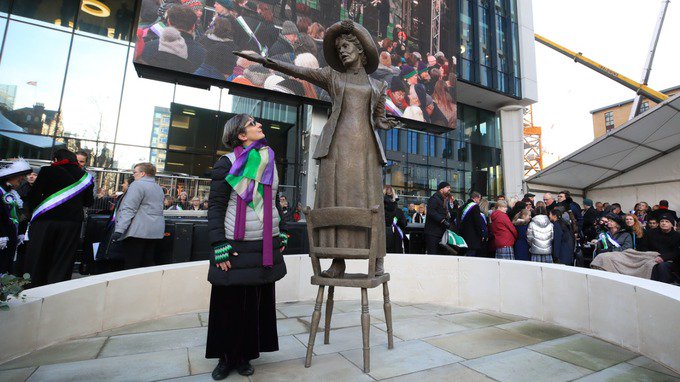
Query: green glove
278 232 289 248
213 242 234 263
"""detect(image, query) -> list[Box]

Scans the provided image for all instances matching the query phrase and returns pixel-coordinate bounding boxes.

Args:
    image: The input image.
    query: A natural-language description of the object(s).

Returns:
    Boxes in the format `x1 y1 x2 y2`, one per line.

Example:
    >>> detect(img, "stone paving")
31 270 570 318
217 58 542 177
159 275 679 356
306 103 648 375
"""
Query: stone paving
1 300 679 382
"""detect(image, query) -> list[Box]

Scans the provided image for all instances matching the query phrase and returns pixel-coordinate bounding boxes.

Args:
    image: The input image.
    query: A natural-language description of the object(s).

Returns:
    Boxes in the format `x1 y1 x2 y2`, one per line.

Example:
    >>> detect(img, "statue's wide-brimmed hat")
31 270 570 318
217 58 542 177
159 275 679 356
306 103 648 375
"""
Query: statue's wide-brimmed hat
323 20 379 74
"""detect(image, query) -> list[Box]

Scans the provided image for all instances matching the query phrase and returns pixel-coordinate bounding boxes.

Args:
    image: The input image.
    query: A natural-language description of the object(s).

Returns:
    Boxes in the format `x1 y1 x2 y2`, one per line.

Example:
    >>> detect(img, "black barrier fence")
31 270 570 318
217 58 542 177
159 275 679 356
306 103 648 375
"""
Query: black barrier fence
79 215 427 274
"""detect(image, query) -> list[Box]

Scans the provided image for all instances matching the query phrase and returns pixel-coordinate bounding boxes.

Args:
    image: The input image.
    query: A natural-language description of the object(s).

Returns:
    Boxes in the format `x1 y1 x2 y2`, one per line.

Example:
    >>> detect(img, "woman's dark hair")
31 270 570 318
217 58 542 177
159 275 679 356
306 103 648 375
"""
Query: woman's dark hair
335 33 367 67
222 113 251 149
534 205 547 216
210 16 232 39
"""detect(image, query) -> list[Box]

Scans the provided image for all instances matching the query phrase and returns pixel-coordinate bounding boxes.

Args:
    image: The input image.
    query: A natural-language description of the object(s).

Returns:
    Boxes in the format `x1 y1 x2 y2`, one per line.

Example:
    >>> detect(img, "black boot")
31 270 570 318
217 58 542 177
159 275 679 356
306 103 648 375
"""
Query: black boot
236 362 254 376
321 259 346 278
211 358 230 380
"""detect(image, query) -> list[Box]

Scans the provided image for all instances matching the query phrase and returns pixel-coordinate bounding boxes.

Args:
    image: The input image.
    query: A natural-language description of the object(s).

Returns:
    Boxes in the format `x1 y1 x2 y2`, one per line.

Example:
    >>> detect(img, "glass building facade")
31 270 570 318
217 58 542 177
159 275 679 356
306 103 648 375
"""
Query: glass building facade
0 0 510 206
458 0 522 97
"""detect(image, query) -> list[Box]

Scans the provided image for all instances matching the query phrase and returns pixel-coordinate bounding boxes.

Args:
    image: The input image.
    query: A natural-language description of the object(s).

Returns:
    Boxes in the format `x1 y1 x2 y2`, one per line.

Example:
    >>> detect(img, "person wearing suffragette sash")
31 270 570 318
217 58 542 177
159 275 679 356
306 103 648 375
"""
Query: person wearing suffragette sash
24 149 94 288
457 191 487 257
0 159 32 274
594 213 633 256
205 114 287 380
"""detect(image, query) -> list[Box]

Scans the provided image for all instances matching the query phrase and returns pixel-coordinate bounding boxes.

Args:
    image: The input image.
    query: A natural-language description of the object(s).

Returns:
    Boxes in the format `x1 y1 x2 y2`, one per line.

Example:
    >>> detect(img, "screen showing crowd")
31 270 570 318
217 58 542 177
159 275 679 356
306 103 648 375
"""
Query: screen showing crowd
134 0 457 129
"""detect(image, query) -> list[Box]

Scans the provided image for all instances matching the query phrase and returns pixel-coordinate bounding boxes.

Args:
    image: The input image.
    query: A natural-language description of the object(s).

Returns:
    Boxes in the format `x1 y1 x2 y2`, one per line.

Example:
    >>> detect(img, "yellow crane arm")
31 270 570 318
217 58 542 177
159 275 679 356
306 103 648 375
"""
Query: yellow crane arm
534 34 669 104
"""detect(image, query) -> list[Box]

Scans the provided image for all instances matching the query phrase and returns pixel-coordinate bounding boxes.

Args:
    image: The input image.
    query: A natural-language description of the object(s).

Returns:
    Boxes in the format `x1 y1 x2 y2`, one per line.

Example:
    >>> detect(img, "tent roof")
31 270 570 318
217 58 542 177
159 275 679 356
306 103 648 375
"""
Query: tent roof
0 131 59 149
525 92 680 191
0 111 26 132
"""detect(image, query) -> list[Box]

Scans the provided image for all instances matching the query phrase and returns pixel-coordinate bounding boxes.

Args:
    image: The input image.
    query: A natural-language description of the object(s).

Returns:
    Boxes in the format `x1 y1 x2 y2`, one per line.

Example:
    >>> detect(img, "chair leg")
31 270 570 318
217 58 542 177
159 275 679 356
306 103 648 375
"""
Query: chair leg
324 286 334 344
305 285 325 368
361 287 370 373
383 282 394 349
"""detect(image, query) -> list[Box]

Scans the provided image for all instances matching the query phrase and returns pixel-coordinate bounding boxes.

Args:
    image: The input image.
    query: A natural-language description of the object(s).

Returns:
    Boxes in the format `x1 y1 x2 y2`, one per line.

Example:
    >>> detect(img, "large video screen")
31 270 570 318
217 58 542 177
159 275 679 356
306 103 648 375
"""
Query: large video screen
134 0 457 129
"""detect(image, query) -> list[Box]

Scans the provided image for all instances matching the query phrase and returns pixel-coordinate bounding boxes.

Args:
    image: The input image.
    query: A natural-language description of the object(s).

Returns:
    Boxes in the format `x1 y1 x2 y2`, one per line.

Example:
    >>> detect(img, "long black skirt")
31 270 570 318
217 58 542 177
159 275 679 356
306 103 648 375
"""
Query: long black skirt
205 283 279 363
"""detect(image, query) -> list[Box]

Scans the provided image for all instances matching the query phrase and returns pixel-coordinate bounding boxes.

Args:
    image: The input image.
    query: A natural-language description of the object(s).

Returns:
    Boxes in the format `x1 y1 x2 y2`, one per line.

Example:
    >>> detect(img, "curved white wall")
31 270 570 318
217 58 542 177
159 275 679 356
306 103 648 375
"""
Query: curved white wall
1 255 678 373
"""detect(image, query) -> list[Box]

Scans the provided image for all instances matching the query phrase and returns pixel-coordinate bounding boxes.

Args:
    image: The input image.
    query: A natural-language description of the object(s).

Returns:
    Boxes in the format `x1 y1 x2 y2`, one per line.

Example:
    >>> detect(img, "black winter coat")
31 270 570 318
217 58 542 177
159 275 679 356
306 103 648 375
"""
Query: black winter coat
206 156 286 286
139 31 206 73
424 191 448 240
26 164 93 222
552 219 574 265
457 199 485 250
645 228 680 273
0 184 18 251
384 196 407 253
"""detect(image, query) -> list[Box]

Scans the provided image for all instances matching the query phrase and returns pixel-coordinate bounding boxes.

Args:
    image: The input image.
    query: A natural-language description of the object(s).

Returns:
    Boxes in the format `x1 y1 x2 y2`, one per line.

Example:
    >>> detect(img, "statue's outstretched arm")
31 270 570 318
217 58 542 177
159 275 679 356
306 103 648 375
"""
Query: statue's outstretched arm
233 51 331 92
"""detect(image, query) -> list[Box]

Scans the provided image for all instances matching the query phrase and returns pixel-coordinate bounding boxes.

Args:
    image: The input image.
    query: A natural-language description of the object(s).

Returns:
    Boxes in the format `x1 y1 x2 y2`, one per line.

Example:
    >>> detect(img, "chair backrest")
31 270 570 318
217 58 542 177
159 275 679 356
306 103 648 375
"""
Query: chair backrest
304 206 382 277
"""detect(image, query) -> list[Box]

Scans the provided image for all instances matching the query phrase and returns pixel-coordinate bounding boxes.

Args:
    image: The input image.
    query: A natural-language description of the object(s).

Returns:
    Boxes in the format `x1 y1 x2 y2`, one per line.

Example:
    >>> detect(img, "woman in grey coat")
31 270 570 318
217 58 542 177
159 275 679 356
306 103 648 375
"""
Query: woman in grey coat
111 162 165 269
527 205 554 263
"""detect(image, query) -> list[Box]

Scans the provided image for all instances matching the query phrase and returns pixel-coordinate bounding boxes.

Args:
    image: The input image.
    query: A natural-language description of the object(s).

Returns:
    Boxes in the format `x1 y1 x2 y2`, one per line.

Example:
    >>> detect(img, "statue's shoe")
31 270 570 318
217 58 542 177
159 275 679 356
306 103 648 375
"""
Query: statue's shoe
321 260 346 278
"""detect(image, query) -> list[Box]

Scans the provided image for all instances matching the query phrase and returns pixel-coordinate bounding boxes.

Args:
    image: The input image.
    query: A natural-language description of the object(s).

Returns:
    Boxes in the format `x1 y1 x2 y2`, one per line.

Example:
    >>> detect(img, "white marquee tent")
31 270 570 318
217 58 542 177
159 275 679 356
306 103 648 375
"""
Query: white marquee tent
525 93 680 209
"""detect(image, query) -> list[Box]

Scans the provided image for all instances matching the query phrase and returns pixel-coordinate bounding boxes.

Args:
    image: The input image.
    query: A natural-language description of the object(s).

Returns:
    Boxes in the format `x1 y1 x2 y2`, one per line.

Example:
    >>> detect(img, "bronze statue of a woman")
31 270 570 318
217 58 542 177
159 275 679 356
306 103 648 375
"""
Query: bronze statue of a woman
235 20 399 277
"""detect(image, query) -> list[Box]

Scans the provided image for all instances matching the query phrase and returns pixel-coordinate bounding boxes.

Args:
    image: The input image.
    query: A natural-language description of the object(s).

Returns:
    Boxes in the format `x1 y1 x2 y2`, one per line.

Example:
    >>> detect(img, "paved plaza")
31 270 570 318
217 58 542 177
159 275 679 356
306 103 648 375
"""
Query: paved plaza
0 300 678 382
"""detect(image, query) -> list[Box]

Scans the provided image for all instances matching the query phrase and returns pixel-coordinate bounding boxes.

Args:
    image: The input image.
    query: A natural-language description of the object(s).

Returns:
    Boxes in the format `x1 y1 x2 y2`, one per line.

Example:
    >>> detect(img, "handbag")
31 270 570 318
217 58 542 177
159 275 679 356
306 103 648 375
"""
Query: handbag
95 223 125 261
439 229 468 255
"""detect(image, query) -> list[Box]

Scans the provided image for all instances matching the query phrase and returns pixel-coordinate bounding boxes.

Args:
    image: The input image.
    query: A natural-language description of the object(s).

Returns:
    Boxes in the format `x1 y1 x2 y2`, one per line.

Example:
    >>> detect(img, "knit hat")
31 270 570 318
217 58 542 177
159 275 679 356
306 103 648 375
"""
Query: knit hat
281 20 299 36
243 64 271 87
400 65 417 79
214 0 235 10
263 74 285 90
657 211 675 223
181 0 204 11
605 213 625 228
583 198 593 207
158 27 188 59
437 181 450 191
390 76 406 93
294 52 319 69
524 192 535 198
417 61 428 74
272 78 304 95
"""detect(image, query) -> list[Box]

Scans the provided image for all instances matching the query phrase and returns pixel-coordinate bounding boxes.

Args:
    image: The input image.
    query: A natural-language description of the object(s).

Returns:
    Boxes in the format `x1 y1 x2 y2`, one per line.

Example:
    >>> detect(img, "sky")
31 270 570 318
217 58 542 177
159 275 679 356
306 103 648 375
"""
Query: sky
531 0 680 166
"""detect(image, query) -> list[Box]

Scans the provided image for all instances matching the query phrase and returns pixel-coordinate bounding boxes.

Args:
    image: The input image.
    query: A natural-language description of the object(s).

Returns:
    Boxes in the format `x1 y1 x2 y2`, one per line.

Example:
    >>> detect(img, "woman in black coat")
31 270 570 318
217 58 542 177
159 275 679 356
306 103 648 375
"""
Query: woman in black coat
384 186 407 253
206 114 287 380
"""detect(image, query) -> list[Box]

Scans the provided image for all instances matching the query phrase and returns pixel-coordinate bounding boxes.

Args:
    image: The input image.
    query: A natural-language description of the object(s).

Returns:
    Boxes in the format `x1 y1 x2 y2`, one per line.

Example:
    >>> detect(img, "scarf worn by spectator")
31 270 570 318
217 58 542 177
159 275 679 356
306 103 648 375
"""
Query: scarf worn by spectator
226 139 275 267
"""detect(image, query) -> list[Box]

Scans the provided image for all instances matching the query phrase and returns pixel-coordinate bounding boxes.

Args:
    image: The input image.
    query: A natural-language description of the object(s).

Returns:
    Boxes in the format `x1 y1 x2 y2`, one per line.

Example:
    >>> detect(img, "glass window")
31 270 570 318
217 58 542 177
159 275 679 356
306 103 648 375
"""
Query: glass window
164 150 214 177
174 84 221 111
113 144 150 170
640 101 650 113
386 128 399 151
116 50 175 146
10 0 80 30
56 137 114 167
459 0 474 63
384 160 405 188
59 35 128 142
429 166 446 190
0 21 71 136
410 164 429 191
477 4 492 87
0 16 5 50
76 0 136 42
407 130 418 154
604 111 614 127
1 1 8 17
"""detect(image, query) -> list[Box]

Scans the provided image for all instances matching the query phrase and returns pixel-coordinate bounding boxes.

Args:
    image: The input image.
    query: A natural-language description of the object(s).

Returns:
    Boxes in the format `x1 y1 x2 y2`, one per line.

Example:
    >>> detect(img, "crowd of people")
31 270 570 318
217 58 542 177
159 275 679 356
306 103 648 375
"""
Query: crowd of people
134 0 457 128
383 185 680 285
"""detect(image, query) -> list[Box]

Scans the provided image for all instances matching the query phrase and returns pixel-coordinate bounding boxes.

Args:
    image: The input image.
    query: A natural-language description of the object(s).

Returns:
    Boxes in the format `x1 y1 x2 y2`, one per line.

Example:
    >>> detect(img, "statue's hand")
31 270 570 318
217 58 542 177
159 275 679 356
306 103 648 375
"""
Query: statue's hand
381 116 405 130
233 50 266 64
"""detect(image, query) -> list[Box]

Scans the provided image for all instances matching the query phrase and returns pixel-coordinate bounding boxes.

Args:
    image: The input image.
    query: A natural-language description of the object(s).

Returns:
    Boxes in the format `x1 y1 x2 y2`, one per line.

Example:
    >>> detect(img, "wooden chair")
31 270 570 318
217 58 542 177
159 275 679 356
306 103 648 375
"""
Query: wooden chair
303 206 394 373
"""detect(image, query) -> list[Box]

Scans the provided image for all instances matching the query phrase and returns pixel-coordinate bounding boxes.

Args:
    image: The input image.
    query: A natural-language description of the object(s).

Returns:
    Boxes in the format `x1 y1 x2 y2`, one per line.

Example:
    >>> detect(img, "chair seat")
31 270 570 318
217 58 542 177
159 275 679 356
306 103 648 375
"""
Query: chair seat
311 273 390 288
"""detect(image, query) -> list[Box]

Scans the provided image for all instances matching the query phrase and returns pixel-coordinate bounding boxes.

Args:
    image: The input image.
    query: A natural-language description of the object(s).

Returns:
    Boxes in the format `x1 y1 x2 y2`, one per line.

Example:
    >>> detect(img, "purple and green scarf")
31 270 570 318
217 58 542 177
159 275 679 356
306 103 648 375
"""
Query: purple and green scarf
226 139 276 267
